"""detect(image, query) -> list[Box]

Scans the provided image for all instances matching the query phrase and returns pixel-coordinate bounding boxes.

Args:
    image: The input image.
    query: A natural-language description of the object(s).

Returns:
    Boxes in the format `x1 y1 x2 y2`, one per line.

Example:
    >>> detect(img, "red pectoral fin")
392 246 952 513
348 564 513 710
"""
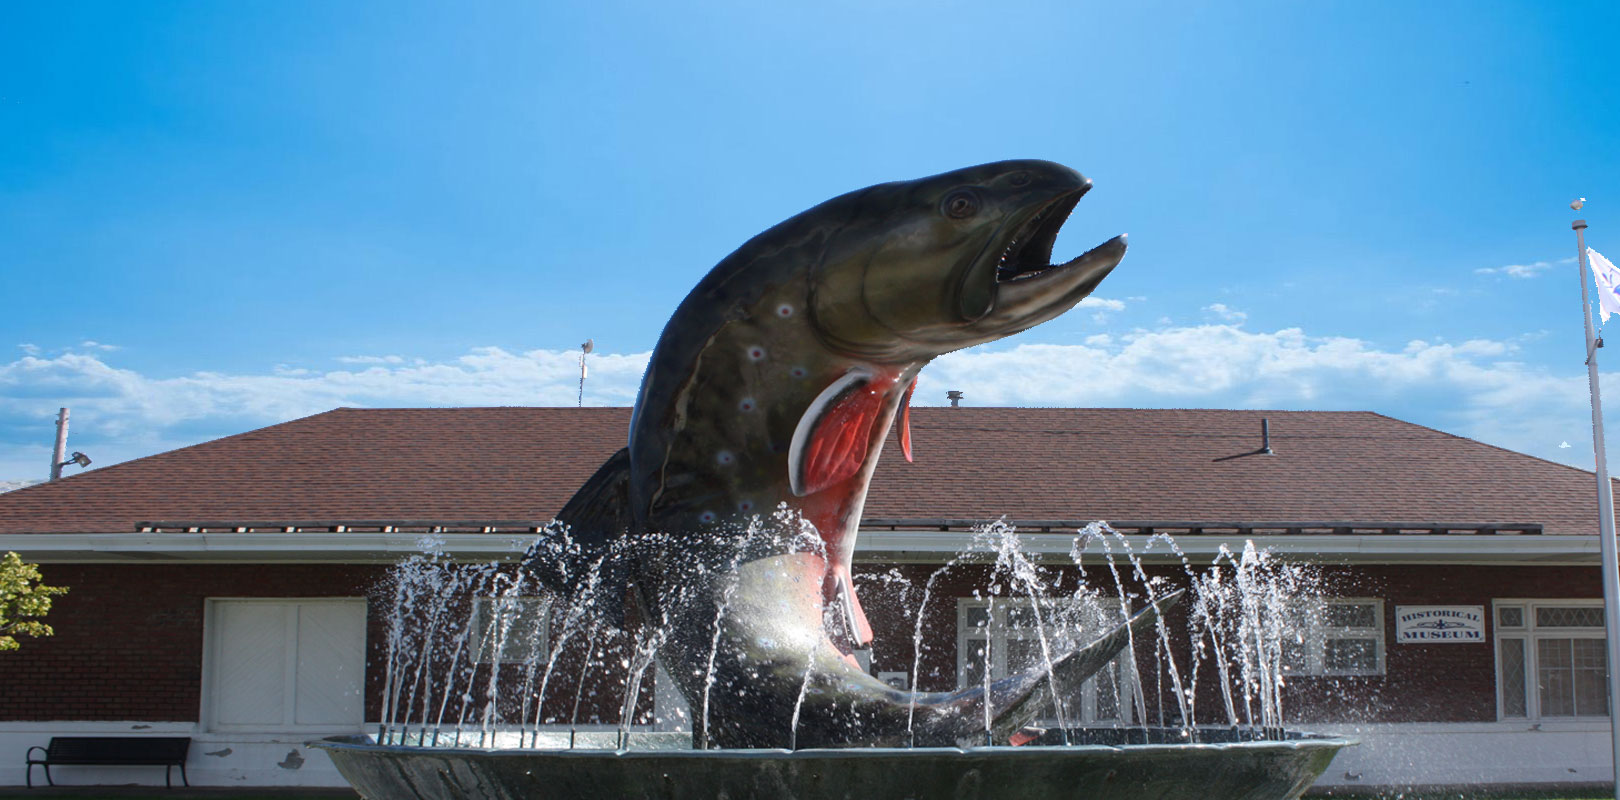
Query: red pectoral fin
899 377 916 463
790 370 882 496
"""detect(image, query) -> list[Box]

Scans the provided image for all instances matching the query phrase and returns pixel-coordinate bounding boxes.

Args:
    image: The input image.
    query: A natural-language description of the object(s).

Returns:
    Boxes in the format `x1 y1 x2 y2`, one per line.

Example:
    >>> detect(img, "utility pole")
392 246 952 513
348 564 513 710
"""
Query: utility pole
49 408 69 481
578 339 594 407
1572 212 1620 799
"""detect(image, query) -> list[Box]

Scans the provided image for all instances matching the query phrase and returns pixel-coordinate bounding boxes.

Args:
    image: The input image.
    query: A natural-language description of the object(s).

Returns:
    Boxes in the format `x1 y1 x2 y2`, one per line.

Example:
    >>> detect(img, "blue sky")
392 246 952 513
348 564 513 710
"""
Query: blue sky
2 1 1618 485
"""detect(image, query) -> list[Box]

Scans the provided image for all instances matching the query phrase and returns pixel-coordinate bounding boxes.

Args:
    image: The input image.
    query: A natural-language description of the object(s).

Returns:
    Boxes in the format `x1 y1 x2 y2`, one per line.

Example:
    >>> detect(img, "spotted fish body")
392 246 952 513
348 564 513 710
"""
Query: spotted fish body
540 160 1176 748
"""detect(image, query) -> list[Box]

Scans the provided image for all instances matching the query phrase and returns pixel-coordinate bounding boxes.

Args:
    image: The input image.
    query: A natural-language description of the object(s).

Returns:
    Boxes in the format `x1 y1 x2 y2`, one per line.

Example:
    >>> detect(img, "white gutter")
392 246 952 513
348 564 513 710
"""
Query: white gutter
0 531 1599 565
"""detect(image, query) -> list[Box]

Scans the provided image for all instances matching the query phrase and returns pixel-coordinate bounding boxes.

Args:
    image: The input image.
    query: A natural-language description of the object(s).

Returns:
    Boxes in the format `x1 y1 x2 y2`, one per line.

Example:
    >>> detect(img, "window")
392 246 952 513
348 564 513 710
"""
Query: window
204 599 367 732
1495 600 1608 720
1281 599 1384 677
469 596 551 665
957 597 1131 724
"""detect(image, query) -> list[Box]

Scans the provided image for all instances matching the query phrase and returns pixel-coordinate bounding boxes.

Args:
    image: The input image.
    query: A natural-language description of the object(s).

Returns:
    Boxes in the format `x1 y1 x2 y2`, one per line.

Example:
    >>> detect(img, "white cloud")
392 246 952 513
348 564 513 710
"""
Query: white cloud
0 479 42 494
1077 297 1126 312
1475 257 1575 279
18 344 40 356
1203 303 1247 323
914 324 1602 470
0 327 1611 481
0 347 651 480
336 355 407 365
78 340 119 352
1077 296 1126 323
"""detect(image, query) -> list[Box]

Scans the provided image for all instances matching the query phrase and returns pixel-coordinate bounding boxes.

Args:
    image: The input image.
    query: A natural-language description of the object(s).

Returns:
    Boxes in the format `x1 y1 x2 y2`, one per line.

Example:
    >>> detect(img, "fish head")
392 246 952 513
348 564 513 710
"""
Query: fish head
810 159 1126 361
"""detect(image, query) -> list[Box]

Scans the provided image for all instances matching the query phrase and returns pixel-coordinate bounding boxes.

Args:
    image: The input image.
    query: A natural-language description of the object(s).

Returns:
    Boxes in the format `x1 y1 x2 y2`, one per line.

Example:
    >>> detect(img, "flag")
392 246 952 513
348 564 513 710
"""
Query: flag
1591 248 1620 324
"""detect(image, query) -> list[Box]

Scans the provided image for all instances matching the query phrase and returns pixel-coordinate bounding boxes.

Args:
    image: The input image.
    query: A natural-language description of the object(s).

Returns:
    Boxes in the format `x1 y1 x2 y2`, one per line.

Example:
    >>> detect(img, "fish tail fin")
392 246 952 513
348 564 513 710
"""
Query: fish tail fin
983 589 1183 742
901 590 1183 747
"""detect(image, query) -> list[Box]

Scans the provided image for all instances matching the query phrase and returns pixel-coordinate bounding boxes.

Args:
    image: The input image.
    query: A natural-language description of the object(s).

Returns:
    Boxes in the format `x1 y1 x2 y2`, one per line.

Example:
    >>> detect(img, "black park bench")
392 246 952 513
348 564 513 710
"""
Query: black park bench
25 736 191 788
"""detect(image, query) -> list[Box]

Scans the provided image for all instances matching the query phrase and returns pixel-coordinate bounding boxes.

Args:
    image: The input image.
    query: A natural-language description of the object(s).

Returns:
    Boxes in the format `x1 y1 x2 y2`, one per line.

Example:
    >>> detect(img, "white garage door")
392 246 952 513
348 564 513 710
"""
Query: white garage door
205 599 367 732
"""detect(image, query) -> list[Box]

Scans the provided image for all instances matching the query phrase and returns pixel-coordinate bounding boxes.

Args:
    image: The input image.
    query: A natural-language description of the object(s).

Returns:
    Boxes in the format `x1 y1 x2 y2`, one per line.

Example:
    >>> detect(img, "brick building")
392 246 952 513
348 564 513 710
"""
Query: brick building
0 406 1612 789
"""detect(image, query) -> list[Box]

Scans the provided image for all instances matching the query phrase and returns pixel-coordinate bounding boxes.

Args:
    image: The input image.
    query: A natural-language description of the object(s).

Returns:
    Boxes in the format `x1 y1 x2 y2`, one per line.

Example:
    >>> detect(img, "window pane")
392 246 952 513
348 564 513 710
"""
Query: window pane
1497 606 1525 629
1325 603 1377 630
1324 638 1377 672
1538 638 1576 716
1537 607 1604 628
964 605 991 631
961 642 988 687
1499 637 1526 718
1006 638 1046 673
472 597 550 664
1005 606 1038 629
1280 637 1308 674
1573 638 1610 717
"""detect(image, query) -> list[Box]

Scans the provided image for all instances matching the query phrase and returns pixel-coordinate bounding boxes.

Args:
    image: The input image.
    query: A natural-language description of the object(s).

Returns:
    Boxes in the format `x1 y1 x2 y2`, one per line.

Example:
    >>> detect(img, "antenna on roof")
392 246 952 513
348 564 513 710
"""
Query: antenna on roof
578 339 594 407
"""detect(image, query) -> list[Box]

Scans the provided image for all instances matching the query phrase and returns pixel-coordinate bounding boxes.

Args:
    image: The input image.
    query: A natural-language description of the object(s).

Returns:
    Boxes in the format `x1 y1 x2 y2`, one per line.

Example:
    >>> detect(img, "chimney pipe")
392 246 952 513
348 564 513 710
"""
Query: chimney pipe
1260 417 1274 455
947 390 963 408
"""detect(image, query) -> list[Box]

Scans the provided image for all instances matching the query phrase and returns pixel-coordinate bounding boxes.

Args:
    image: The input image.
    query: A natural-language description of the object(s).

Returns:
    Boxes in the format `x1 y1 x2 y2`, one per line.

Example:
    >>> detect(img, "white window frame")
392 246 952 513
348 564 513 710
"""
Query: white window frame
469 596 552 665
1281 598 1385 678
1494 598 1608 721
201 597 368 734
956 597 1134 725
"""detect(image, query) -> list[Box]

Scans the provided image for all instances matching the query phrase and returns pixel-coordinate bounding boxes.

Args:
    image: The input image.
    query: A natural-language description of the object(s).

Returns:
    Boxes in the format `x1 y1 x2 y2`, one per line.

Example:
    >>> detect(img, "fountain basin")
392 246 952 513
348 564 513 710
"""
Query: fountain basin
314 730 1354 800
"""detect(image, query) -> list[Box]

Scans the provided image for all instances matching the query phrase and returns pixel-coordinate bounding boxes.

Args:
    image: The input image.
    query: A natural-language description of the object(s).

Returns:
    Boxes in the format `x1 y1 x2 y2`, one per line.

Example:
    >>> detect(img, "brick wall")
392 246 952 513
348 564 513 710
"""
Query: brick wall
1290 563 1603 723
0 560 1605 726
853 561 1607 726
0 563 389 722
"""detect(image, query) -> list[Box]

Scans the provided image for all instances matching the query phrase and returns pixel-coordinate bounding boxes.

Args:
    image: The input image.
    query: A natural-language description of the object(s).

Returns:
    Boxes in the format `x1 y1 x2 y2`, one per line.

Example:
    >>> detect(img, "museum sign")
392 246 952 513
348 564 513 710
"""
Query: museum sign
1395 606 1485 643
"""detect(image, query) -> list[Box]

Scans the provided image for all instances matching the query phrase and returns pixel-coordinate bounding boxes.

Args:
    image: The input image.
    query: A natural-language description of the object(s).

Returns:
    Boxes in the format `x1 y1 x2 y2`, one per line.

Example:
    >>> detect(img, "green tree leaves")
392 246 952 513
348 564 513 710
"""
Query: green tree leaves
0 552 67 652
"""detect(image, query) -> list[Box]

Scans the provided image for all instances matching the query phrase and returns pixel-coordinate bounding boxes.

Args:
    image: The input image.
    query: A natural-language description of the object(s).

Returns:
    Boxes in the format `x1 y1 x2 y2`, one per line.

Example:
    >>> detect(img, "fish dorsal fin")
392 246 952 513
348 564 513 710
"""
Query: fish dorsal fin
557 447 633 549
789 369 881 496
535 447 634 627
899 377 916 463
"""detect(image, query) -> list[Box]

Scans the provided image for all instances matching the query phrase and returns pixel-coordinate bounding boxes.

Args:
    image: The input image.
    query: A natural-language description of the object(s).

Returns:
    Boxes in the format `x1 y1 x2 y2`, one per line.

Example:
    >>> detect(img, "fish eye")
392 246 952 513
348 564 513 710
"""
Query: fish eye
942 189 980 220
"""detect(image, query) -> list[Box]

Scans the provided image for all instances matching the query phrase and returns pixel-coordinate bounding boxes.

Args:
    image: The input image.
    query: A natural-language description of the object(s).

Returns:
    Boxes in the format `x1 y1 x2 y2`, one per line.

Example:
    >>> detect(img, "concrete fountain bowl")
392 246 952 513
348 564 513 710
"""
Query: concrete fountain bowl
313 728 1355 800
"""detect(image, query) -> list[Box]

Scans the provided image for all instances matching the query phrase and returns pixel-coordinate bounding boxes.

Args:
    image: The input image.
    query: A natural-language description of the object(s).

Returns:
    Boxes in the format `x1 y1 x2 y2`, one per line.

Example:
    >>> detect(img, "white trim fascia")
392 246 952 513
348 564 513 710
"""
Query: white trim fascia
0 531 1599 565
855 532 1600 565
0 532 536 563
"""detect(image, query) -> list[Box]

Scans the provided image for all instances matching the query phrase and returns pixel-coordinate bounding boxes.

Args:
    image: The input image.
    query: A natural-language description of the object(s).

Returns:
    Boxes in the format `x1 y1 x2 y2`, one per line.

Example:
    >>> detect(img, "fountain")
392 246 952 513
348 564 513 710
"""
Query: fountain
312 161 1354 798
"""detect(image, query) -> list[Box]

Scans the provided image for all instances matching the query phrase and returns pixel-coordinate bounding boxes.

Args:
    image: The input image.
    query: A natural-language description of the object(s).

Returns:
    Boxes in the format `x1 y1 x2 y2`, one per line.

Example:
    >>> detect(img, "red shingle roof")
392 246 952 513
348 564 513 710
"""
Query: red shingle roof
0 407 1607 535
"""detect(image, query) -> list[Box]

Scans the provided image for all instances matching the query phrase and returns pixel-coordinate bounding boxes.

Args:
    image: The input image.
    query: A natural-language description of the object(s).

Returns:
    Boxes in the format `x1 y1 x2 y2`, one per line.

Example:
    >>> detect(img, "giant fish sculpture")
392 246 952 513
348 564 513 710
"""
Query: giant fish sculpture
533 159 1178 749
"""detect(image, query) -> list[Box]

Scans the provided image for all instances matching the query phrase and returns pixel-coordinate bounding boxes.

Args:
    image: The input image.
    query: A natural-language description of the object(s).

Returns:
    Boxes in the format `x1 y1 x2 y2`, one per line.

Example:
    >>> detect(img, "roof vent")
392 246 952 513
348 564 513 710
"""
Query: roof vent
947 390 964 408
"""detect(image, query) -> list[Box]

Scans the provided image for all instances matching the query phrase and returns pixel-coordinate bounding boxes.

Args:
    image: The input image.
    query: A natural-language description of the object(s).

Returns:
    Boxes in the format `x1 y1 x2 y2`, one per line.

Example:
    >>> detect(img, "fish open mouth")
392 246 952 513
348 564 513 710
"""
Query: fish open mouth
956 178 1126 339
994 184 1094 283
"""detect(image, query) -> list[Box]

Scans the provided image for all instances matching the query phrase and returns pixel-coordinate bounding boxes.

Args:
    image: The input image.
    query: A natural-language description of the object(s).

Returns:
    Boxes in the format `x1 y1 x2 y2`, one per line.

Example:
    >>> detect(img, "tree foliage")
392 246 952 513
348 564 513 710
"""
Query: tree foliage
0 552 67 651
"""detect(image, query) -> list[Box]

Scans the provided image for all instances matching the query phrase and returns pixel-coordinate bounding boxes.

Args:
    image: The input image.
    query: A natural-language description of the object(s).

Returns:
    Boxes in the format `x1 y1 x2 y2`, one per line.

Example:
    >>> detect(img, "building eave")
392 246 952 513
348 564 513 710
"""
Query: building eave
0 530 1598 566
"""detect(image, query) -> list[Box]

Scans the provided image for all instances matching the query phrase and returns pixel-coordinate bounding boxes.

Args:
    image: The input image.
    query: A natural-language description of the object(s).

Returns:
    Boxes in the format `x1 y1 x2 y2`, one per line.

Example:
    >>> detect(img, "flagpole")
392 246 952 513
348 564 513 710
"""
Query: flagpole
1574 216 1620 797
